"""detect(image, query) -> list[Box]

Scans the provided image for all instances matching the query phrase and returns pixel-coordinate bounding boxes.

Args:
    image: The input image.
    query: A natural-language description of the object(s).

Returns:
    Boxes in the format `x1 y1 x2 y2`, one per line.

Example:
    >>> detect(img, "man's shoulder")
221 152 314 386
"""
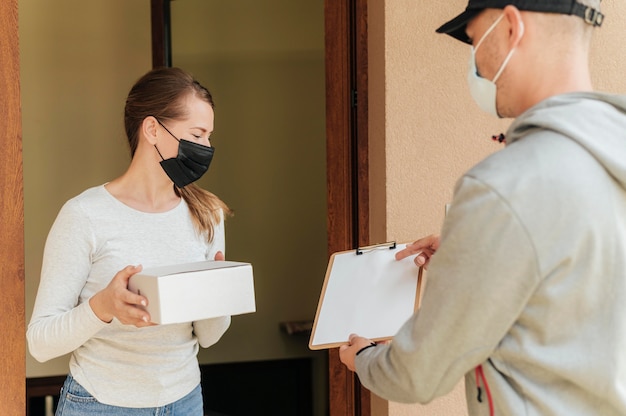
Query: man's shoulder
469 132 588 178
463 131 599 206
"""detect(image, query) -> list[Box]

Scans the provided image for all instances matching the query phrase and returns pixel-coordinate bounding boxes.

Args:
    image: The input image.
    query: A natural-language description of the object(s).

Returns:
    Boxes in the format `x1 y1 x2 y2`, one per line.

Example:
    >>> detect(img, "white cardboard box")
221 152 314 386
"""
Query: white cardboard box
128 260 256 324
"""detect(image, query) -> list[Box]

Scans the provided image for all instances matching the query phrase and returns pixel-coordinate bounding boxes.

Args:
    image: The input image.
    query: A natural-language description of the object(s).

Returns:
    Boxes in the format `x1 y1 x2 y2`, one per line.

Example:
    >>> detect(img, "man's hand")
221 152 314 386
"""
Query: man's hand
339 333 377 372
396 234 440 269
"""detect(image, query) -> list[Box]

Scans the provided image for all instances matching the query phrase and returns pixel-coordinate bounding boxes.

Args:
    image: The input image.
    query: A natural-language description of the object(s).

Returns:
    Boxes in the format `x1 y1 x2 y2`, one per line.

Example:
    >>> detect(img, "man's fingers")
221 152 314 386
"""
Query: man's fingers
395 246 423 261
396 235 440 261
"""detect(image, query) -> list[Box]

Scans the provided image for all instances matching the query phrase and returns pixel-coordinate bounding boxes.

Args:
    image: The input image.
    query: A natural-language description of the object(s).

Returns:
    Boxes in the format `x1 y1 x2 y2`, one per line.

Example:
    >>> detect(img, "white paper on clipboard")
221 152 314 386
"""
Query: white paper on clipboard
309 242 423 350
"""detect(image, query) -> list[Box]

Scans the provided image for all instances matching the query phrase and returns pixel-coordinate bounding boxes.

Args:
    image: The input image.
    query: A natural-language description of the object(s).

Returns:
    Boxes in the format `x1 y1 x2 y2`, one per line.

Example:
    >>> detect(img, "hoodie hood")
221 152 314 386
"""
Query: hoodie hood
506 92 626 189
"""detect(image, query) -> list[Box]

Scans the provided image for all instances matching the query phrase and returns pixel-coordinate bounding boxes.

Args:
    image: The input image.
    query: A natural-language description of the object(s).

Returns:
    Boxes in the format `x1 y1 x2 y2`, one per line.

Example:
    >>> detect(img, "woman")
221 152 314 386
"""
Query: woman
27 66 232 415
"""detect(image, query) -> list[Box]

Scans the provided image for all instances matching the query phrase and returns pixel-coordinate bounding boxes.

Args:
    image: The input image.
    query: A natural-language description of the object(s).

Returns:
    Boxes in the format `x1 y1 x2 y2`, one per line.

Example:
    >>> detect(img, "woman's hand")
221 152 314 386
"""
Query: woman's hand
395 234 440 269
89 265 153 327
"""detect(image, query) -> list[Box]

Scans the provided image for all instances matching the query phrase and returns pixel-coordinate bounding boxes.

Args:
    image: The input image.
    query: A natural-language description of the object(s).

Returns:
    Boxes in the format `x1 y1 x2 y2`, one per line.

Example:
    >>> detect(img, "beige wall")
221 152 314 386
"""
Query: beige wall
169 0 327 370
369 0 626 415
20 0 152 377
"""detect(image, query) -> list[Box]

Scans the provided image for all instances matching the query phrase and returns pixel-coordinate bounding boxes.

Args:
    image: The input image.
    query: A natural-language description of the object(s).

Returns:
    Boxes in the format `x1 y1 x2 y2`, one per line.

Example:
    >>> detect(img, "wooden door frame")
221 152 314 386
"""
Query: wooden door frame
325 0 370 414
0 0 25 413
2 0 368 413
150 0 171 68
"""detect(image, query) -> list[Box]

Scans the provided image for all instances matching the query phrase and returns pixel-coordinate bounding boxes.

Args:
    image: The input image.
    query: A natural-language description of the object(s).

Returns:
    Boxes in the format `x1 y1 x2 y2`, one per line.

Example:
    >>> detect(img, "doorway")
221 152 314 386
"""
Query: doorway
2 1 369 415
154 1 371 413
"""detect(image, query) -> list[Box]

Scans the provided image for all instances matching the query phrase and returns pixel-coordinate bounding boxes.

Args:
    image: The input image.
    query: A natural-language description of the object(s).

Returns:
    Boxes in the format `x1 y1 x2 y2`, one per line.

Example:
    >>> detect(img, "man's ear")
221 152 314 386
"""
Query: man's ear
503 5 525 49
142 116 159 146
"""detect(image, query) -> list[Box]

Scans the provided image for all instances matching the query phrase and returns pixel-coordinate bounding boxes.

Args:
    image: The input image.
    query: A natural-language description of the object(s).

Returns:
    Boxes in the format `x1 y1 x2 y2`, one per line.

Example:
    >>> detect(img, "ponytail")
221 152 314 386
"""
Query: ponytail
176 184 232 242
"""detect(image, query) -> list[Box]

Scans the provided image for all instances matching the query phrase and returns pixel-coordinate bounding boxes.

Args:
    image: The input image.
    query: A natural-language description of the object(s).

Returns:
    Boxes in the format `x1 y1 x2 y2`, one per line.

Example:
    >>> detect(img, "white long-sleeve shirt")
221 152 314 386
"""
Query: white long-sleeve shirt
27 184 231 407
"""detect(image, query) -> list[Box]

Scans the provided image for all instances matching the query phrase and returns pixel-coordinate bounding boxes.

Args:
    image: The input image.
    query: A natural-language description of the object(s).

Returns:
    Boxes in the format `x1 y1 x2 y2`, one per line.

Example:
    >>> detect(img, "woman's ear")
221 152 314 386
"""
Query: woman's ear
503 5 525 49
142 116 159 145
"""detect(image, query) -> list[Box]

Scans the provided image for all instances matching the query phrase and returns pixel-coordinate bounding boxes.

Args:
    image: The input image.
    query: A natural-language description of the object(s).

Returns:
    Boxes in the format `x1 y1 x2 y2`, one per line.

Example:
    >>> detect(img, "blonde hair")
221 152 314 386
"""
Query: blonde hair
177 184 231 243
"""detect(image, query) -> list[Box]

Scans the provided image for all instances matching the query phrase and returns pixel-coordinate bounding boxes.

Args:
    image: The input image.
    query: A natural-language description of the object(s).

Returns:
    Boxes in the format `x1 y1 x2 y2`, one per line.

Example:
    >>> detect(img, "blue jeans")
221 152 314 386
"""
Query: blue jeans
55 375 204 416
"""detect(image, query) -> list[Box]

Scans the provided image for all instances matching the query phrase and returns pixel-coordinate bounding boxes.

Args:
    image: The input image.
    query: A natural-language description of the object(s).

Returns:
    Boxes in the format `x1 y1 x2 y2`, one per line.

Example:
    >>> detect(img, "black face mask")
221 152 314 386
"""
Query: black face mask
154 119 214 188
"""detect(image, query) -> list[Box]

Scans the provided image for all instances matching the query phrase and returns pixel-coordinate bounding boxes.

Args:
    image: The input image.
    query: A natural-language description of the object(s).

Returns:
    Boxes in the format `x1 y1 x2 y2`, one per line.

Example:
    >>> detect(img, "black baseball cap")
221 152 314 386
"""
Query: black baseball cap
436 0 604 44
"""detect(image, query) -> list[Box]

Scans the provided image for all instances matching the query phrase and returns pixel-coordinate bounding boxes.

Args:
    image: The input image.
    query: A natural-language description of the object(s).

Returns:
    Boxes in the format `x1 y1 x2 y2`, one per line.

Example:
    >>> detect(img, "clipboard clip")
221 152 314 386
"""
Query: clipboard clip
356 241 396 255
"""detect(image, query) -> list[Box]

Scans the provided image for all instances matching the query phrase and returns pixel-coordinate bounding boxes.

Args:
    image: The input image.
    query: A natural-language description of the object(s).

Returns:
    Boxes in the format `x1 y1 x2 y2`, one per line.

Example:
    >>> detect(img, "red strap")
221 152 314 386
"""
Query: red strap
475 365 494 416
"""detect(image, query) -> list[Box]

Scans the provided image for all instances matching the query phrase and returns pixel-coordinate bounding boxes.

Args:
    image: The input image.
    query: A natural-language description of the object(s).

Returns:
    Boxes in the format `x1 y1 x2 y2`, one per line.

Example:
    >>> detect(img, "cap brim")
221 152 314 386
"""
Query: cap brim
435 9 482 44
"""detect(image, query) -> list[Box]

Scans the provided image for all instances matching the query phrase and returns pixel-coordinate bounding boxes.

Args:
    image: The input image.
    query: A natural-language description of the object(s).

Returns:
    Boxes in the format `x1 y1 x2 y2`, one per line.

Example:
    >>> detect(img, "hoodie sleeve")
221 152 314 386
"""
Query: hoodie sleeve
354 175 542 403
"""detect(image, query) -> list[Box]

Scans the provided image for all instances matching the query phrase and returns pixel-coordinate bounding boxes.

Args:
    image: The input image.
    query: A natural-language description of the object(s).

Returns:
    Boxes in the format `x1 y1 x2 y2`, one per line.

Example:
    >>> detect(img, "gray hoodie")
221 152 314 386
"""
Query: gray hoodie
355 92 626 415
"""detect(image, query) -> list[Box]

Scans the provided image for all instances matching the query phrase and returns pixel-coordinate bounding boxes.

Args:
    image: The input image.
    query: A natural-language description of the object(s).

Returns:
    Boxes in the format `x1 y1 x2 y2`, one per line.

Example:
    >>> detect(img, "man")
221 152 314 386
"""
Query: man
339 1 626 414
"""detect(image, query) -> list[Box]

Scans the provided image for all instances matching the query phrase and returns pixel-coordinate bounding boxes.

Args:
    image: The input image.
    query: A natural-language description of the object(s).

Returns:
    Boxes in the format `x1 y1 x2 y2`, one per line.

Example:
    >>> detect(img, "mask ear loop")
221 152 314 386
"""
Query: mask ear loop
152 116 181 161
492 18 524 84
491 48 515 83
154 117 181 142
154 145 166 161
474 13 505 52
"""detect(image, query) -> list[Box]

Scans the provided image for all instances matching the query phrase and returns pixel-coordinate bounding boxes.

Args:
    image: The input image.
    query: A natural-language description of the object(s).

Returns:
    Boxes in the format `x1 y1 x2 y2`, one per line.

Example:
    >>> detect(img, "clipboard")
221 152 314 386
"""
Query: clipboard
308 241 424 350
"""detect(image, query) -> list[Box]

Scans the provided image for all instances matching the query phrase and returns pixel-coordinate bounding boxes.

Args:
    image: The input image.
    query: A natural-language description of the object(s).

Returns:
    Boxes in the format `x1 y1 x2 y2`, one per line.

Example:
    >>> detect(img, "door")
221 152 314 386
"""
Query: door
325 0 370 414
0 0 26 413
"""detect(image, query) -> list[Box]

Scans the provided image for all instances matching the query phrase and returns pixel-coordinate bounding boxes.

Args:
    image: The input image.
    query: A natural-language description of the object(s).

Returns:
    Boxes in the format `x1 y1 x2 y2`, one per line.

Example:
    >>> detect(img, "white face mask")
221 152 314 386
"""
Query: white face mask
467 13 518 117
